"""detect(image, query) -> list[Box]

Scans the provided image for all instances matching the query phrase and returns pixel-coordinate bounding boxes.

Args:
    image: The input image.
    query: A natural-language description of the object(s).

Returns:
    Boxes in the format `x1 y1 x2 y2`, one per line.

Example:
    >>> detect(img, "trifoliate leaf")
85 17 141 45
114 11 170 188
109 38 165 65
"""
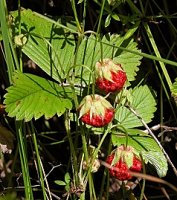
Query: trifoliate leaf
4 71 73 121
111 129 168 177
115 85 157 128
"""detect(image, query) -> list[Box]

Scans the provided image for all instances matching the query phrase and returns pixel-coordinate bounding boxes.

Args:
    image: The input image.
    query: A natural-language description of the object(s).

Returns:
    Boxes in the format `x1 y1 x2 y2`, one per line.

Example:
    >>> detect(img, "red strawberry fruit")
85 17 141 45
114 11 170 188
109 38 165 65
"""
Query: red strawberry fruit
106 145 142 180
95 58 127 93
78 94 114 127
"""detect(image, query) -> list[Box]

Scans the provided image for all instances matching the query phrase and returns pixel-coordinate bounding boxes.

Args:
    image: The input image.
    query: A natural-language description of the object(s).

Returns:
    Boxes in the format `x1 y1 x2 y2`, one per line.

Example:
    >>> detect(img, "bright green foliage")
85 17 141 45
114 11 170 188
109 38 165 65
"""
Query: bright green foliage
115 85 157 128
55 172 71 192
112 129 168 177
11 9 76 82
114 39 142 82
4 71 73 121
11 9 142 85
76 34 142 83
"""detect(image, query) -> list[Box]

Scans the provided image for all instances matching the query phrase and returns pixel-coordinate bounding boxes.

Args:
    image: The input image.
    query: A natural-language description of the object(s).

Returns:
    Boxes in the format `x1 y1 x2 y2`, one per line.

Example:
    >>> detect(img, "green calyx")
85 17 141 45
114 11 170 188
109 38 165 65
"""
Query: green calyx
78 94 114 119
95 58 123 82
111 145 137 168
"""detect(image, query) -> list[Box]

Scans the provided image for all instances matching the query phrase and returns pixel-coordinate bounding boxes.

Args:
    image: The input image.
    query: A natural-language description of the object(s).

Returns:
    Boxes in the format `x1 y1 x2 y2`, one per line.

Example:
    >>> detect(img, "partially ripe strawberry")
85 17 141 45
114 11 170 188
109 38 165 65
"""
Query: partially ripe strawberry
95 58 127 93
78 94 114 127
106 145 142 181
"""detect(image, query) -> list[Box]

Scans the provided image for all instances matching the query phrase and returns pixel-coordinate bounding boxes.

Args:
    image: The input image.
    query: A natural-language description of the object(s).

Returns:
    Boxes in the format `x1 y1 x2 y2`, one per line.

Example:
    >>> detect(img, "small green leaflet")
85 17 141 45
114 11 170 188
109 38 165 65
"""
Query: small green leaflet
111 129 168 177
4 71 73 121
115 85 157 128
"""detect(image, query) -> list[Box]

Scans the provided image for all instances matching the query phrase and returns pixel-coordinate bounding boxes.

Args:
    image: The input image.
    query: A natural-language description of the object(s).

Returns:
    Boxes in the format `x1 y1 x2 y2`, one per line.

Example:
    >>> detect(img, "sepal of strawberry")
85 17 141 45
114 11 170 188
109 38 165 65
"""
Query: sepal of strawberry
95 58 127 93
78 94 114 127
106 145 142 180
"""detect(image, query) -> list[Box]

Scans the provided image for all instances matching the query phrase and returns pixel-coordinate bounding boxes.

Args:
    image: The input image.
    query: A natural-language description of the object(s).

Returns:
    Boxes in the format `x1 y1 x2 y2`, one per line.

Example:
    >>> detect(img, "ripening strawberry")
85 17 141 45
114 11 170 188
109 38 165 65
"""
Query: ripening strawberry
95 58 127 93
78 94 114 127
106 145 142 181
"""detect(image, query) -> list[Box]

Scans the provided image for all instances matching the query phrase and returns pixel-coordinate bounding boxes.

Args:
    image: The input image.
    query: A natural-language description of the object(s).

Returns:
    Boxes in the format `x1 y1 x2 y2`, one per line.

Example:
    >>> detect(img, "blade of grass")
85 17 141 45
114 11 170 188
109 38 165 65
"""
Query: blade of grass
30 122 48 200
1 1 34 198
99 39 177 67
141 27 177 123
0 0 16 83
16 121 34 199
144 23 172 89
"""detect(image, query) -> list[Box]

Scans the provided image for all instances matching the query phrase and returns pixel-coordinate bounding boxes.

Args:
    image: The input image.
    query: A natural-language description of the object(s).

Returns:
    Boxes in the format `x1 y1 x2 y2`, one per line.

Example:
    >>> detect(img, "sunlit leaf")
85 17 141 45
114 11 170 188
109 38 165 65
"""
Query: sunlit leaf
54 180 66 186
11 9 76 82
115 85 157 128
4 71 73 121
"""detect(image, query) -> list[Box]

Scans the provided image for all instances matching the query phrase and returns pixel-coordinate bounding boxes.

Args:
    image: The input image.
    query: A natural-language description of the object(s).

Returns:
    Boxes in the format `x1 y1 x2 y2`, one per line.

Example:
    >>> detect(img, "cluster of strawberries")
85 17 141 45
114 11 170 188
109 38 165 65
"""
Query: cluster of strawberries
78 58 127 128
78 58 142 180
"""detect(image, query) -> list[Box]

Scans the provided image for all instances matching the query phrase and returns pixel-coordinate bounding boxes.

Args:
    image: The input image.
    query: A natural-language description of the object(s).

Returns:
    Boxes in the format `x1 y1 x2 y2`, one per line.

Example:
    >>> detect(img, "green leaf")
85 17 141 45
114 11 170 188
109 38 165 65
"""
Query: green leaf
4 71 73 121
111 129 168 177
115 85 157 128
105 14 111 27
64 172 71 184
76 34 142 83
54 180 66 186
111 13 120 21
112 129 160 152
11 9 142 85
141 151 168 177
114 39 142 82
11 9 76 82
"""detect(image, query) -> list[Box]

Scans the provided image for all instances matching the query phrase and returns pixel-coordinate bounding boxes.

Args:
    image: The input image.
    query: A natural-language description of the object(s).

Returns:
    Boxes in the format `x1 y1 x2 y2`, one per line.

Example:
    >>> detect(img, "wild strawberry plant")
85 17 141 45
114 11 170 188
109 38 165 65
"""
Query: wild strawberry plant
1 1 177 199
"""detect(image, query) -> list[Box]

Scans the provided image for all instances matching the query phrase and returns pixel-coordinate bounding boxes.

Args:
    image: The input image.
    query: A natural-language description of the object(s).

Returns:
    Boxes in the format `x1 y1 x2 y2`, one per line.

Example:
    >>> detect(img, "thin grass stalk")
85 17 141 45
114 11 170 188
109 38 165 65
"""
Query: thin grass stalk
70 0 82 32
126 0 142 15
139 155 146 200
0 0 16 83
99 39 177 67
144 23 172 89
82 0 87 31
127 106 177 176
18 0 23 72
141 29 177 121
0 1 34 198
64 111 79 185
98 137 112 200
151 0 177 34
30 122 48 200
16 121 34 199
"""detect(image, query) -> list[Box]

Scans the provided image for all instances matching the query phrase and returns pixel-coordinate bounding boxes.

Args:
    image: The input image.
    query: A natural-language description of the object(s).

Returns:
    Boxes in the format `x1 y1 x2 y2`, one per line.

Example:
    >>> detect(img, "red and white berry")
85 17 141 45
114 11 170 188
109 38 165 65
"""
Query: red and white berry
106 145 142 180
95 58 127 93
78 94 114 127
